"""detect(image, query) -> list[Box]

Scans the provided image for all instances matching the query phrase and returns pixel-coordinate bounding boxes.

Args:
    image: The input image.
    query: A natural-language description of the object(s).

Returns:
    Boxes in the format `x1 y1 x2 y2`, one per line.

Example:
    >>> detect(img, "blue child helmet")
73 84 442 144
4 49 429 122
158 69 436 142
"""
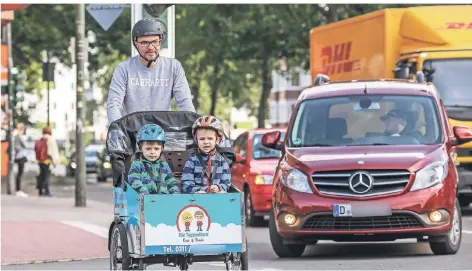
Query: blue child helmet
136 124 167 144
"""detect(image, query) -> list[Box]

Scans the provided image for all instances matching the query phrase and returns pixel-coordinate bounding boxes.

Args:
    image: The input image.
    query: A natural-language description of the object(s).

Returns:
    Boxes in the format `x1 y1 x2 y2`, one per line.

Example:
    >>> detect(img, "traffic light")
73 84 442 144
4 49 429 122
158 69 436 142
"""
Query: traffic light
143 4 172 17
12 71 26 104
142 4 173 50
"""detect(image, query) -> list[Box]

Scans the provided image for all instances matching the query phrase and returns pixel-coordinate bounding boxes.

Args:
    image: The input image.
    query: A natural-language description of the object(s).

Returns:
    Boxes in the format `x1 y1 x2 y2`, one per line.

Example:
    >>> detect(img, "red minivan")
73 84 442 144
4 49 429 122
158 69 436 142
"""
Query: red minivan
262 76 472 257
231 129 285 226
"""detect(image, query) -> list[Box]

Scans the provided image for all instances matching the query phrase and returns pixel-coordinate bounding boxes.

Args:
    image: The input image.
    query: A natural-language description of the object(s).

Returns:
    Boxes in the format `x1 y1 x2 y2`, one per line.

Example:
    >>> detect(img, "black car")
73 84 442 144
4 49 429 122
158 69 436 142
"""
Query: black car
66 145 104 176
96 148 112 182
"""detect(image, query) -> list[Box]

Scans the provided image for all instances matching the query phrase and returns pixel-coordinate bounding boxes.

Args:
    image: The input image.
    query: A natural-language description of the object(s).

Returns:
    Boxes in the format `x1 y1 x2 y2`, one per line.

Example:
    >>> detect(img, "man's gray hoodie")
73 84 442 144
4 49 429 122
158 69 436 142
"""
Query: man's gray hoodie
107 56 196 124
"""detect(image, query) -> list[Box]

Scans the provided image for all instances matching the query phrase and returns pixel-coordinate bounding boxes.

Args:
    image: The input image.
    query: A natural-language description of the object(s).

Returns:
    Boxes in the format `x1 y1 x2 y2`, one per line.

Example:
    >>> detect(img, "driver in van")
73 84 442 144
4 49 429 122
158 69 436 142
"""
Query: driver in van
128 124 180 194
181 116 231 194
381 109 407 136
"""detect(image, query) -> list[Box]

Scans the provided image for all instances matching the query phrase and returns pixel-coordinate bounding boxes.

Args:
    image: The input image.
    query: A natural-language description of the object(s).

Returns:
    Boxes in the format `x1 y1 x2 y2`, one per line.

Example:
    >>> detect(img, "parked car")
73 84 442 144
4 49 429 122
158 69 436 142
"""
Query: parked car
96 147 112 182
232 128 285 226
85 145 104 174
66 144 105 176
262 74 471 258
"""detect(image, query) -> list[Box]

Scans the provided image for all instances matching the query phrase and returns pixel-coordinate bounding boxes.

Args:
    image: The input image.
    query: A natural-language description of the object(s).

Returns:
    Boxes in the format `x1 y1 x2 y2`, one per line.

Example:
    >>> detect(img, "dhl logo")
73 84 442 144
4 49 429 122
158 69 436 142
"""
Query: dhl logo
438 22 472 30
446 22 472 29
319 42 360 75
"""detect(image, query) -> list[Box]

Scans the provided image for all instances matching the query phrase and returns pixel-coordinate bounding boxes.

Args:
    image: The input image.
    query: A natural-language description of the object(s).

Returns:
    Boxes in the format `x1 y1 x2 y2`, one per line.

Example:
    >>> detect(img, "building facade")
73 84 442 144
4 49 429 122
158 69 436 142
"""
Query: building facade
269 62 311 128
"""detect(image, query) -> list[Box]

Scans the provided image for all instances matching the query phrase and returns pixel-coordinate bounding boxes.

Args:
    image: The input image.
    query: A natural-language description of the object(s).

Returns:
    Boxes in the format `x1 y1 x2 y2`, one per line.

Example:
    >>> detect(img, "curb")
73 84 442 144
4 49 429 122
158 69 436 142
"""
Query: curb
1 256 109 266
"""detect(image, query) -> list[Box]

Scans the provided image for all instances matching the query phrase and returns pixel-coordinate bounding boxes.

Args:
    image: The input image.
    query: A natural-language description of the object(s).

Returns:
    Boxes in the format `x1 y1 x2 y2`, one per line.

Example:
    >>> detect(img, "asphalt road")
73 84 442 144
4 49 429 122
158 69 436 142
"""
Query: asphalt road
8 177 472 270
4 221 472 270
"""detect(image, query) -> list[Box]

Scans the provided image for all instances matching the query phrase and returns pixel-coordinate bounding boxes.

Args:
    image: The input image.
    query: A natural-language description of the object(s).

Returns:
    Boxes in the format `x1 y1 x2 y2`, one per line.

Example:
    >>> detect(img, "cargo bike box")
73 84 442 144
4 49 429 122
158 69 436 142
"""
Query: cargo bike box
106 111 248 270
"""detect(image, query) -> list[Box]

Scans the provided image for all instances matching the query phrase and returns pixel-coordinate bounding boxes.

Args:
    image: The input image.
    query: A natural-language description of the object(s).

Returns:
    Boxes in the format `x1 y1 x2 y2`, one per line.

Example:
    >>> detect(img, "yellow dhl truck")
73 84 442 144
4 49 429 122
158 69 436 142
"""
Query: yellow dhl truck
309 5 472 207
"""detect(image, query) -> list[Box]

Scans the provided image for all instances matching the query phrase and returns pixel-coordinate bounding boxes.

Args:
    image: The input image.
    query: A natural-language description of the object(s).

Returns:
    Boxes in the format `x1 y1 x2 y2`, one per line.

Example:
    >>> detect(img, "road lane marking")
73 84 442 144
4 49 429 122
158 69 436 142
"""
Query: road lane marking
199 262 282 270
206 263 226 267
463 230 472 234
61 221 108 239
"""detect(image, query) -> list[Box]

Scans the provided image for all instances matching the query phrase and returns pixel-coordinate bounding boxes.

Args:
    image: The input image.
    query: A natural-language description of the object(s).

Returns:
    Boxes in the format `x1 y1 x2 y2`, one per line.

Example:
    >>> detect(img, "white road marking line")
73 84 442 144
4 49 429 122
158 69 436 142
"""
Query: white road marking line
61 221 109 239
207 263 226 267
319 239 418 244
463 230 472 234
197 262 281 271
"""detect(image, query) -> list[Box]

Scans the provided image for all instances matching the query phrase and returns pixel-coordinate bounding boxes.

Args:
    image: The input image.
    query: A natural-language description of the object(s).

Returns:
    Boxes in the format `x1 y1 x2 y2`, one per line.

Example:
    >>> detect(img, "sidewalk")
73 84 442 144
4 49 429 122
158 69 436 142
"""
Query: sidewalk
1 190 113 265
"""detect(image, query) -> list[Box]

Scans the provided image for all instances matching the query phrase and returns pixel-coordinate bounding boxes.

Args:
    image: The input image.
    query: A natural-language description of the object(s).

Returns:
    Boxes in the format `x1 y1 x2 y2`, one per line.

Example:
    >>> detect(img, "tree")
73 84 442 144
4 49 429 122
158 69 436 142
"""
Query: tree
11 5 76 93
229 5 297 128
176 5 255 117
10 4 131 123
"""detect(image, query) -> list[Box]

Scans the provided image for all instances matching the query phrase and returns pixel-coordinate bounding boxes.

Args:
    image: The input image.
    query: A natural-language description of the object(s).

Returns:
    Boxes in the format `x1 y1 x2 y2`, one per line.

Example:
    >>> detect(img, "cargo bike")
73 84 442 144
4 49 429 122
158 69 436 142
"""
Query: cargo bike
106 111 249 270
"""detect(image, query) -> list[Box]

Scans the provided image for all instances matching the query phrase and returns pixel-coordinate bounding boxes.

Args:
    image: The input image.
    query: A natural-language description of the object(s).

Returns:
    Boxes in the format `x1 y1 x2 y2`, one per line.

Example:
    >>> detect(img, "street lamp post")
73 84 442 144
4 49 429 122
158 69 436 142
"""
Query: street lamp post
75 3 86 207
42 52 55 127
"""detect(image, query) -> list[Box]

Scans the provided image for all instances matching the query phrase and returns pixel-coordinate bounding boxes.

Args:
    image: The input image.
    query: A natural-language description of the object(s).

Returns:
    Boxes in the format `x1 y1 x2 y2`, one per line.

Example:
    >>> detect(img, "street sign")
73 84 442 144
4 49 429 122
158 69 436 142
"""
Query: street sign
86 4 130 31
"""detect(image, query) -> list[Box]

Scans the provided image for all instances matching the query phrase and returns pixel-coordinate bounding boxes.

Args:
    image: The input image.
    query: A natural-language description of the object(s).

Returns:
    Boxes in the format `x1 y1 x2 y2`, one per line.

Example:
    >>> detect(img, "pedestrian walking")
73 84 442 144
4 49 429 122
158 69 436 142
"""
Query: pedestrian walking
13 122 28 197
34 126 59 196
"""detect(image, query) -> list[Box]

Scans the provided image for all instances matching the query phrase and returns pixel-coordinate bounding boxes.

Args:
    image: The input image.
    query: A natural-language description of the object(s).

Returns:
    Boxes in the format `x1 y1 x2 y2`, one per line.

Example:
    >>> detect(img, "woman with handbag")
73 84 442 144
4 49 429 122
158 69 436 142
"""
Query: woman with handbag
14 123 28 197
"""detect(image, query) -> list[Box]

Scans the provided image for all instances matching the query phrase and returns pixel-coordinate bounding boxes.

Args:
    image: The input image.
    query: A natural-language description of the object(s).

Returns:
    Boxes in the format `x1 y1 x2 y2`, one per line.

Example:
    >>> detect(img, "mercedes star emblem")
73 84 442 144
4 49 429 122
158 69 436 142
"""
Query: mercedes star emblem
349 171 374 194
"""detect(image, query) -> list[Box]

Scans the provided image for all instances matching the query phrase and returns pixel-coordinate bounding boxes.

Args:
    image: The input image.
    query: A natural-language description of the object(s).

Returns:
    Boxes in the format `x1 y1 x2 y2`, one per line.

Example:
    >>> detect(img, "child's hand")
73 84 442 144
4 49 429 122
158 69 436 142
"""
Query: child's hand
209 185 220 193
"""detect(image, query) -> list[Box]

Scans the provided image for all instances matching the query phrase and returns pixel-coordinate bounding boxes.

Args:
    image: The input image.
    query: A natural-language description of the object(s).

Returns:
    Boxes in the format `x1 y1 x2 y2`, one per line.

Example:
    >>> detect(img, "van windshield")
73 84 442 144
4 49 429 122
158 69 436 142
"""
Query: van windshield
424 58 472 108
288 95 442 147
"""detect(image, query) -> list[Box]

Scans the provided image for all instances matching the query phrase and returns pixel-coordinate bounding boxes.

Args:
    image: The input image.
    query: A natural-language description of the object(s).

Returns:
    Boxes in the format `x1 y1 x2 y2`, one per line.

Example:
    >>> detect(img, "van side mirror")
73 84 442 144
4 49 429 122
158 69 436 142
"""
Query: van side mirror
262 131 282 150
452 126 472 146
393 61 410 79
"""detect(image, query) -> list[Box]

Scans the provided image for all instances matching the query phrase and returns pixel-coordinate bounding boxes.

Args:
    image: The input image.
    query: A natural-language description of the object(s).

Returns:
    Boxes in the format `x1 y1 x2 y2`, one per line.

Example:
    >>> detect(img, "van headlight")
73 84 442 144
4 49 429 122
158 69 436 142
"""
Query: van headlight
410 161 448 192
281 168 312 193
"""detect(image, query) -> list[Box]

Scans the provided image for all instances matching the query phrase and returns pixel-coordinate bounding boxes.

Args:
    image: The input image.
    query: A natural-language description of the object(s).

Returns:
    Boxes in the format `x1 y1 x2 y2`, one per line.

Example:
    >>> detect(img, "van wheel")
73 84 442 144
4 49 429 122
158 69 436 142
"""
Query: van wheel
269 210 305 258
429 199 462 255
245 189 265 227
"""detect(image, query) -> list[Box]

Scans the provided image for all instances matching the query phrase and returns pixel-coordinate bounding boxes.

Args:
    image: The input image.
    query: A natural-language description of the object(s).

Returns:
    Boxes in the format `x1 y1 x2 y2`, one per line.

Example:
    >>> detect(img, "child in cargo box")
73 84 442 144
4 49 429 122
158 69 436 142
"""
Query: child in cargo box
127 124 180 194
181 115 231 194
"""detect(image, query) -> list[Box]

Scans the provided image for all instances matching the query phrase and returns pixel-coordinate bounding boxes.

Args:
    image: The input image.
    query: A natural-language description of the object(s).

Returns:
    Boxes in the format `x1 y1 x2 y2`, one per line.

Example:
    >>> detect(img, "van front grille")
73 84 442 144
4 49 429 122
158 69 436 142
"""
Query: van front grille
312 170 411 197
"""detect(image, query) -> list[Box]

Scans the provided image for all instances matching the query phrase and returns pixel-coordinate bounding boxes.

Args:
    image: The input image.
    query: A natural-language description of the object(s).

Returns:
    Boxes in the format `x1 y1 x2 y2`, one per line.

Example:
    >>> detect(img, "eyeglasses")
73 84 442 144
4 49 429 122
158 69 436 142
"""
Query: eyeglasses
136 40 161 47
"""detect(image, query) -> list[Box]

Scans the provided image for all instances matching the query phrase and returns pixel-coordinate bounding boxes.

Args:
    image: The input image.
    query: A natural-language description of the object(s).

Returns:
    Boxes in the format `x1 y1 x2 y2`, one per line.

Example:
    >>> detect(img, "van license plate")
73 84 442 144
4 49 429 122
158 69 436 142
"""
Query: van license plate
333 204 352 217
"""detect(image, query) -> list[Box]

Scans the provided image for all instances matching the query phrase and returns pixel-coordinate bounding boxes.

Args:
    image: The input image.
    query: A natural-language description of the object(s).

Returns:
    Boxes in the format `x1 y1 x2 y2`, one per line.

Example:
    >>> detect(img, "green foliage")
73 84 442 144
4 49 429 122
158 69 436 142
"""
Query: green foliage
85 131 94 146
10 4 131 124
12 5 76 69
35 121 55 129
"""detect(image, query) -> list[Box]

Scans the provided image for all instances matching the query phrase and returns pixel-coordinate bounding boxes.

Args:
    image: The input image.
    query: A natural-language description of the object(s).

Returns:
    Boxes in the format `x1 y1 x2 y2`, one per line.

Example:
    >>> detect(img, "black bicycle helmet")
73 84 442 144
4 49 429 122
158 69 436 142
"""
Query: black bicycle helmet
132 19 166 67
